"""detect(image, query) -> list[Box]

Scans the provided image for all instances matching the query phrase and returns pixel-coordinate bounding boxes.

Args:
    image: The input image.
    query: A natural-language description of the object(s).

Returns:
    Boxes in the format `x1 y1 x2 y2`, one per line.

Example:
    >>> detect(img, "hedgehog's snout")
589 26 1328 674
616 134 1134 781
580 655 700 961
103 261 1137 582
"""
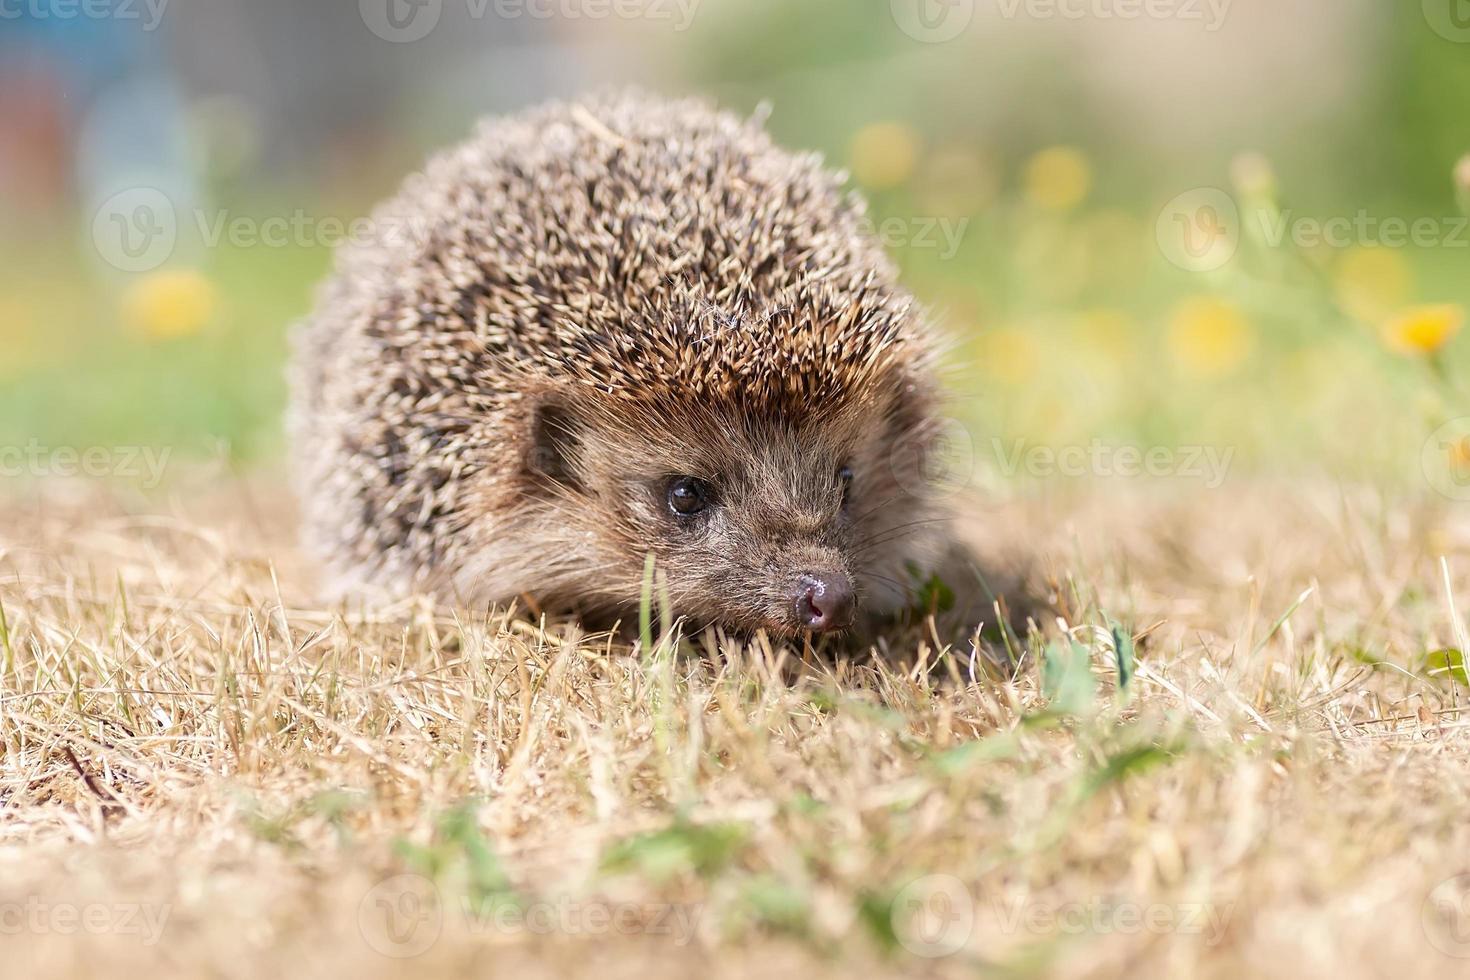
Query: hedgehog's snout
791 571 855 633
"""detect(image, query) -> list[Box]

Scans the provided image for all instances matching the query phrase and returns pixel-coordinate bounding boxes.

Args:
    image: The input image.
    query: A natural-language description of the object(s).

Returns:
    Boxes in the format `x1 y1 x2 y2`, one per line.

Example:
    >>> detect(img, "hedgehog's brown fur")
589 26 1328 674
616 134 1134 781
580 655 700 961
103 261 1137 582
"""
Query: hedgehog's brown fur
290 92 951 636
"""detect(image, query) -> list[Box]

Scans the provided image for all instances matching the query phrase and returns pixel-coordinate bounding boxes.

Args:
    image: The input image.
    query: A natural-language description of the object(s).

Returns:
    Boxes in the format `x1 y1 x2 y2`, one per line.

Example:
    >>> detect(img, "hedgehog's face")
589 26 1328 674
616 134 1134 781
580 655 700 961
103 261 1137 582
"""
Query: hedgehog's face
640 456 859 635
525 391 939 637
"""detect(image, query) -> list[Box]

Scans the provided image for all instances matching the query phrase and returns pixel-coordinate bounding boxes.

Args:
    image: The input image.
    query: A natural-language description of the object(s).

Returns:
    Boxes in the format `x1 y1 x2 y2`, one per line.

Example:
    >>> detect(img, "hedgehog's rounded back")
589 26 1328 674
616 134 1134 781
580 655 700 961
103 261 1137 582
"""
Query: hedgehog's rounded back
290 92 948 634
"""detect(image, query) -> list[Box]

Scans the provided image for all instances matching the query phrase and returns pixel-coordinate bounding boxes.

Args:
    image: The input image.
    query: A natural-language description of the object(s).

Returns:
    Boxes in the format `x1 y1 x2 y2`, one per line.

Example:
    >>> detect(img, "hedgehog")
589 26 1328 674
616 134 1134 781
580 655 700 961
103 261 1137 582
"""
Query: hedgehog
289 92 953 637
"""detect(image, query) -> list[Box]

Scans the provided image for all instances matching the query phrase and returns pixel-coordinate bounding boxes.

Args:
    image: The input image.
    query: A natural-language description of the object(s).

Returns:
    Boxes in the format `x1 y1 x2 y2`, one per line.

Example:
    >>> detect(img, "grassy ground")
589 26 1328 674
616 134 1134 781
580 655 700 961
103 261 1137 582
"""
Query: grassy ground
6 11 1469 976
4 474 1470 978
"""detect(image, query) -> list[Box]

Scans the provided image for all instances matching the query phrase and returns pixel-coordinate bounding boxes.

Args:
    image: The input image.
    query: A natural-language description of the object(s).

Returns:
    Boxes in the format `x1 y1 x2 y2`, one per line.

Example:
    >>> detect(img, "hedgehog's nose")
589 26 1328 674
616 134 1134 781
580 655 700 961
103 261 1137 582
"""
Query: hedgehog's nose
793 572 854 633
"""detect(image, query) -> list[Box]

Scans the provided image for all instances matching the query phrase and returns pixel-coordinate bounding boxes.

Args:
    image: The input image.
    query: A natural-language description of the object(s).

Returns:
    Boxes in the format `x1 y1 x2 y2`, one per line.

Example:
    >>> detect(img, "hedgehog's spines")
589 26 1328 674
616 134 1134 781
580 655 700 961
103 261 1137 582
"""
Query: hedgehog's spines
289 90 943 614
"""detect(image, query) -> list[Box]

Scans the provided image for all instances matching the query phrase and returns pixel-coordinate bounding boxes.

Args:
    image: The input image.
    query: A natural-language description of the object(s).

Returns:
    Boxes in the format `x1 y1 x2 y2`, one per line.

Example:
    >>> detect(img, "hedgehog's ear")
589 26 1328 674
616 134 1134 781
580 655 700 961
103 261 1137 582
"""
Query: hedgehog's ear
527 397 583 491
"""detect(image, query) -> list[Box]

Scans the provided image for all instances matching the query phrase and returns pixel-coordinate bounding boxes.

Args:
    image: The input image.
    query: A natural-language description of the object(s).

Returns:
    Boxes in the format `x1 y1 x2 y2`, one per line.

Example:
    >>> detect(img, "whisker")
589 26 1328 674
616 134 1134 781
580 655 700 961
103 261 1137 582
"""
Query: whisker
851 517 952 557
848 493 903 526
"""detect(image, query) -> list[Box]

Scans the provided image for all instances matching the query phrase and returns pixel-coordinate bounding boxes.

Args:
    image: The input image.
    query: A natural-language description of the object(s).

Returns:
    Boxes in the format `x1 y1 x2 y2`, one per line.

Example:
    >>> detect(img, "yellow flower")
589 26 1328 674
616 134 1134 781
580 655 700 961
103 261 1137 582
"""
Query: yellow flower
1023 146 1091 213
1447 434 1470 469
848 122 921 190
122 268 219 341
1166 296 1254 378
1438 434 1470 500
1381 304 1463 355
0 297 39 380
1334 246 1411 324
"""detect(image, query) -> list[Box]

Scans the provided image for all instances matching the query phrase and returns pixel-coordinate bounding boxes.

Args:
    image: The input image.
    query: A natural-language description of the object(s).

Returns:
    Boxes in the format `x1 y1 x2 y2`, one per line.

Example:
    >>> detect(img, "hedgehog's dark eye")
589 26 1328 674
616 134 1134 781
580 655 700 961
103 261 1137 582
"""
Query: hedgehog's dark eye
838 464 854 507
666 476 712 517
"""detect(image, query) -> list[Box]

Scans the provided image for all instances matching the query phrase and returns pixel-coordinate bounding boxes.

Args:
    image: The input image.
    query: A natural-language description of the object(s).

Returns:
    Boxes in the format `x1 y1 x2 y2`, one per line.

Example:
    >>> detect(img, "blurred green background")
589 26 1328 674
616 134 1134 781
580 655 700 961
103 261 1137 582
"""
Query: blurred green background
3 0 1469 487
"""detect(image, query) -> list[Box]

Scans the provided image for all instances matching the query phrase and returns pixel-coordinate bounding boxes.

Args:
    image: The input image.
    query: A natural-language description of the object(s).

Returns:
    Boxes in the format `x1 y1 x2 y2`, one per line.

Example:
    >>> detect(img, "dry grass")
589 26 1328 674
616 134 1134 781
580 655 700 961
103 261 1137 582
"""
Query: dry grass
4 475 1470 978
